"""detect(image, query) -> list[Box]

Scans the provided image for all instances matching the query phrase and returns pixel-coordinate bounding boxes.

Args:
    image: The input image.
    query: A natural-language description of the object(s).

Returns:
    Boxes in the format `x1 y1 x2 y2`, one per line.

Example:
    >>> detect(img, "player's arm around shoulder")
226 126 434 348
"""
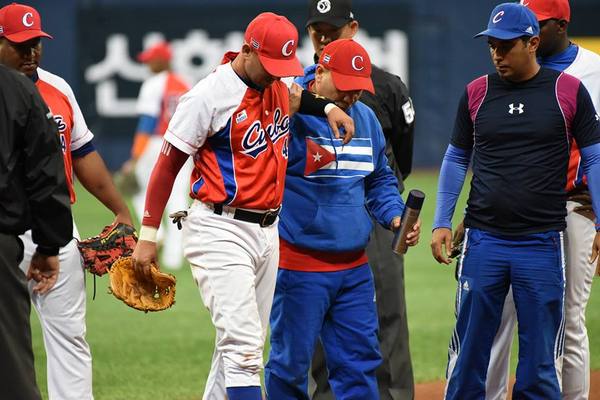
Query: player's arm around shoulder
290 80 355 144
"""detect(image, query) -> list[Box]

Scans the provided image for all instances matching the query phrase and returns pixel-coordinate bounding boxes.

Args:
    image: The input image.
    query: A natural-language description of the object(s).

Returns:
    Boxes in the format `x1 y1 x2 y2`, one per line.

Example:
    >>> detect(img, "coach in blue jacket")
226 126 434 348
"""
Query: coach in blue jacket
265 39 420 400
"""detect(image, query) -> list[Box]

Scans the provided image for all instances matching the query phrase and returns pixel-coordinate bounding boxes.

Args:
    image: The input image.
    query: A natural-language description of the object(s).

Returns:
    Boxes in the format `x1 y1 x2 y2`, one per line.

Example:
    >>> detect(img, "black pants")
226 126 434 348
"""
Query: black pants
310 223 415 400
0 233 41 400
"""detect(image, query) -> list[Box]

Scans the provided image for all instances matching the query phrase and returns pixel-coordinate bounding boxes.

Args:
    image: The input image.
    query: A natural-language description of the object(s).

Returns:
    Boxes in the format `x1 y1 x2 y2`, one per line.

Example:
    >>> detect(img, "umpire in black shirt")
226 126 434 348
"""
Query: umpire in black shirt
304 1 416 399
0 64 73 400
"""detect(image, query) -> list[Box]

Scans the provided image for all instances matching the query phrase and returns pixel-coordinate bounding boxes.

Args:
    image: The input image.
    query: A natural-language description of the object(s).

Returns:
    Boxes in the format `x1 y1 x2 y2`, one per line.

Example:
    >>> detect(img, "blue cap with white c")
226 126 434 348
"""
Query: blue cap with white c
474 3 540 40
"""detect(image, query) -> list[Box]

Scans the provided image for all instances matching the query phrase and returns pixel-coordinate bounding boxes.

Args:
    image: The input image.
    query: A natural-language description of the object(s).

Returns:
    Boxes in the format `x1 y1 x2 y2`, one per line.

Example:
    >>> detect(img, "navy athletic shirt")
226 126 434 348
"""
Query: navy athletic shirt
451 68 600 235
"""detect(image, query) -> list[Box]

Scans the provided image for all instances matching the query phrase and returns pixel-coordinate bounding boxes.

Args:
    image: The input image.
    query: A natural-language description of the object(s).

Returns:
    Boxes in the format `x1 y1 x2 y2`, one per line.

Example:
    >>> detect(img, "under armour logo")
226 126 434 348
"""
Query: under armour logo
508 103 524 115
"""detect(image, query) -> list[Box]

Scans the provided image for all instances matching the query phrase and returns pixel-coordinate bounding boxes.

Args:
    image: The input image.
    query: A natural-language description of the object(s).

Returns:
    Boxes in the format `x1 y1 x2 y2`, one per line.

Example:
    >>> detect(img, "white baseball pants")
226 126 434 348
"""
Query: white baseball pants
182 201 279 400
19 224 93 400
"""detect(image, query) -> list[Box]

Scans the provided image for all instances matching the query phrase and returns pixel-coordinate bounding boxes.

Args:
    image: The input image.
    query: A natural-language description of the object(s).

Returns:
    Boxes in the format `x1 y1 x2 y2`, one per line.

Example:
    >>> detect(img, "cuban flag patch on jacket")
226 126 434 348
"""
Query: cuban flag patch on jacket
304 136 374 178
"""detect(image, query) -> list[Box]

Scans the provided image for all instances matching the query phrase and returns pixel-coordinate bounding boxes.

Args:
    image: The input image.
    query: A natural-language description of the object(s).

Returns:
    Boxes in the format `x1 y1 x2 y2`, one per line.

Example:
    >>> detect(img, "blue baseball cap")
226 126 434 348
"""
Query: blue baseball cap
474 3 540 40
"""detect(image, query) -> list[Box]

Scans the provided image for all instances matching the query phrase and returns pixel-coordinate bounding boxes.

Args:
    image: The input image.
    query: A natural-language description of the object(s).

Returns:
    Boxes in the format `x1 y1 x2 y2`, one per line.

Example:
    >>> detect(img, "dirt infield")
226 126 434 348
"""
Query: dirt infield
415 370 600 399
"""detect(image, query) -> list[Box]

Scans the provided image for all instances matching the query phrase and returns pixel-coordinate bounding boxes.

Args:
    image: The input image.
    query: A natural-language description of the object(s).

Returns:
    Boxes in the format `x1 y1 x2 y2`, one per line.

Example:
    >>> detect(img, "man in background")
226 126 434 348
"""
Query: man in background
119 41 191 270
0 63 73 400
304 1 416 398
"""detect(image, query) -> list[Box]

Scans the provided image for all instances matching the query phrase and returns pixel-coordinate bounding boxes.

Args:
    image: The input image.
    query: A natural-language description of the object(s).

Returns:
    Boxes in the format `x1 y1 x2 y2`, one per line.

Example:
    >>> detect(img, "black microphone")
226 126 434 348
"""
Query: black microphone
391 189 425 255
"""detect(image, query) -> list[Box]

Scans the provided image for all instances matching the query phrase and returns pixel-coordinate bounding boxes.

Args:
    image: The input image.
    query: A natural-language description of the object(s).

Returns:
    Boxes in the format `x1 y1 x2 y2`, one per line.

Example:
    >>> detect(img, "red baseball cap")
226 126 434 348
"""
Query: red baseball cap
521 0 570 22
244 12 303 77
318 39 374 94
137 42 172 63
0 3 52 43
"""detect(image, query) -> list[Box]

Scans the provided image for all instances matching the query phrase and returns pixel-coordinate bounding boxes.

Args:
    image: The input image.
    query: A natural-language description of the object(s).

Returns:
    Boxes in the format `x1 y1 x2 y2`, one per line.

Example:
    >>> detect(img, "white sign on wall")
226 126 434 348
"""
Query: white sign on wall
85 29 409 118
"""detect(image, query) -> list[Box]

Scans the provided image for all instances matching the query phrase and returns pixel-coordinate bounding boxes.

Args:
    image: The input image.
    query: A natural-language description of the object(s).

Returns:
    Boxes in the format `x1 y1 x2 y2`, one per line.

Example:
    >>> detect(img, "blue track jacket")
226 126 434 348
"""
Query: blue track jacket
278 65 404 253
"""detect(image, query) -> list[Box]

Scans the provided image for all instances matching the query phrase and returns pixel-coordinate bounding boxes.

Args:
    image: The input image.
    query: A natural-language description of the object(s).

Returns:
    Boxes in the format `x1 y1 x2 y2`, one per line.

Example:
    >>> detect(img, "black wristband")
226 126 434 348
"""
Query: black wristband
36 245 60 256
299 90 334 117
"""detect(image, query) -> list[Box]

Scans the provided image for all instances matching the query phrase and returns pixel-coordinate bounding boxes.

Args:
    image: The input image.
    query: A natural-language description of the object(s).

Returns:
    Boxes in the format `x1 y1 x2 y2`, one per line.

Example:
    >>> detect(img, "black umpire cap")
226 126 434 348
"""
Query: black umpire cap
306 0 354 28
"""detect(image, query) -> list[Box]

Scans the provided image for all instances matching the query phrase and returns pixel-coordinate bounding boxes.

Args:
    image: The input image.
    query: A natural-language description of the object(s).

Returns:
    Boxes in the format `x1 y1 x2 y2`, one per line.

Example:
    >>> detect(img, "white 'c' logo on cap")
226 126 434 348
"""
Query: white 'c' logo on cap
282 40 295 57
351 55 364 71
492 11 505 24
22 12 34 27
317 0 331 14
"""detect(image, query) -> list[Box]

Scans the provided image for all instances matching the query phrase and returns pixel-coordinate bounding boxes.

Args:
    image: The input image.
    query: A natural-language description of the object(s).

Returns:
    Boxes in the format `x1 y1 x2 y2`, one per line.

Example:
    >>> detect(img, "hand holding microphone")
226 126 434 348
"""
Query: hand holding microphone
391 189 425 254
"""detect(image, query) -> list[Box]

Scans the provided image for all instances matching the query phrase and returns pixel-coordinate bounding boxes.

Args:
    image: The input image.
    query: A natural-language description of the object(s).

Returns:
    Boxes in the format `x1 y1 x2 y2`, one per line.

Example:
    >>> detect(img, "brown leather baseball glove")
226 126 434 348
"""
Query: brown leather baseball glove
109 256 176 312
77 222 138 276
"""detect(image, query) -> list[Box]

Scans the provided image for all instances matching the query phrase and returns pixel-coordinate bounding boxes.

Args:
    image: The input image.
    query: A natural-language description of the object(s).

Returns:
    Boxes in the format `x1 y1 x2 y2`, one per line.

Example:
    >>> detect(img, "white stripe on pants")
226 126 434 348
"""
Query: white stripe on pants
182 201 279 399
444 228 469 400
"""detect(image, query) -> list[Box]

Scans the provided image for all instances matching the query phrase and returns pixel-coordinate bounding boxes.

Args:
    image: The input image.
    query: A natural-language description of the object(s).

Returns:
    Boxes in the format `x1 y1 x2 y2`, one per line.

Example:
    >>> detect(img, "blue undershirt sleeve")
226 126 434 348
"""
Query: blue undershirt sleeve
136 114 158 134
432 144 472 230
71 140 95 159
580 143 600 231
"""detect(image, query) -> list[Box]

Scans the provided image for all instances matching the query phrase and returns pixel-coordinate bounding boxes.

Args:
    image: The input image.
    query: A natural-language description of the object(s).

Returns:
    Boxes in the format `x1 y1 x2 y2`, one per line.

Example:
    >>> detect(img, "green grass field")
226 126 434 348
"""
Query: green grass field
31 170 600 399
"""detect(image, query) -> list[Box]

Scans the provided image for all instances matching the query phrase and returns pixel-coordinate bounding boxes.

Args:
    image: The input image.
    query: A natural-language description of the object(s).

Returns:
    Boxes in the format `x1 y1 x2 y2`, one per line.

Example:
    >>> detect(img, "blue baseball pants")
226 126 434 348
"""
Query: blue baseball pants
446 228 565 400
265 263 381 400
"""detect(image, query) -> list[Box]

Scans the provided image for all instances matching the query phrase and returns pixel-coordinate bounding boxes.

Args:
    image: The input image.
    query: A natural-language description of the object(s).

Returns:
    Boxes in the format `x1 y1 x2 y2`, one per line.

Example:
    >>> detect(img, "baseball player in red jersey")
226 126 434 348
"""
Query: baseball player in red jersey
120 41 191 270
132 12 354 400
0 4 133 399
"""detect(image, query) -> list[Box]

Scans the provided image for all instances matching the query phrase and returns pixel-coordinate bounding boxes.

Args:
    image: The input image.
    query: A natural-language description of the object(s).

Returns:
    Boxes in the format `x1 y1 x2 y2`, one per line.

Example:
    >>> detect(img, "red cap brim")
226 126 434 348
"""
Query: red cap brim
258 54 304 78
5 30 52 43
137 51 167 63
137 52 153 63
331 70 375 94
